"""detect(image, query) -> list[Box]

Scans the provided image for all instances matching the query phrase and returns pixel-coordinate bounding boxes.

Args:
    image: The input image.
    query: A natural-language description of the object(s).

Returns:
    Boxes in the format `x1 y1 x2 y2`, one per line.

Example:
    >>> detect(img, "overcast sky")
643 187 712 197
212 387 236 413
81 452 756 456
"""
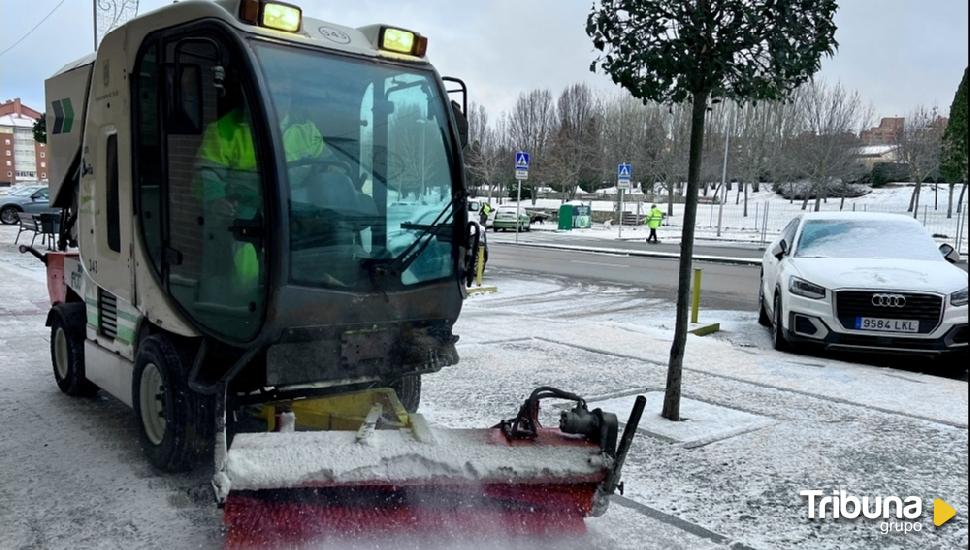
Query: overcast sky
1 0 967 122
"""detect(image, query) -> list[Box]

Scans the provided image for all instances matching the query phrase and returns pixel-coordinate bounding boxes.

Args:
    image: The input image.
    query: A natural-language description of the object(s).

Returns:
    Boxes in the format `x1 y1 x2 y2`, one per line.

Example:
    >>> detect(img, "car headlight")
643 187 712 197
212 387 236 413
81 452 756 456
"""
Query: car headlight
951 287 968 307
789 276 826 300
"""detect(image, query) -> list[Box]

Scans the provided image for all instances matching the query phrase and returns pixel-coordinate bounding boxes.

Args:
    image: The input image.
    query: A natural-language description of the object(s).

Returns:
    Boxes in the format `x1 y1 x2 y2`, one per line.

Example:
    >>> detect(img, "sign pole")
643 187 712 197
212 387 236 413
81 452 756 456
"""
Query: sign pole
618 189 624 239
616 162 632 240
514 151 530 244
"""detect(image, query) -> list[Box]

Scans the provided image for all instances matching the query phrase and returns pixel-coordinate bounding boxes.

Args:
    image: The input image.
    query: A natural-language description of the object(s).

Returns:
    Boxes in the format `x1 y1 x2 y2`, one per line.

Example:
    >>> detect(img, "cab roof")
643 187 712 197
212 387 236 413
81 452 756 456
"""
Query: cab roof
55 0 431 77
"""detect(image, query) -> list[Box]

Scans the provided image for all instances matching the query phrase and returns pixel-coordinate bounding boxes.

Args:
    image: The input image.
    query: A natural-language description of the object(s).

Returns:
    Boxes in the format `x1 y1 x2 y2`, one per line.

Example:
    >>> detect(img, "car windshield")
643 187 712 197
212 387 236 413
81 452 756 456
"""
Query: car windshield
9 186 41 196
253 43 457 289
794 219 943 260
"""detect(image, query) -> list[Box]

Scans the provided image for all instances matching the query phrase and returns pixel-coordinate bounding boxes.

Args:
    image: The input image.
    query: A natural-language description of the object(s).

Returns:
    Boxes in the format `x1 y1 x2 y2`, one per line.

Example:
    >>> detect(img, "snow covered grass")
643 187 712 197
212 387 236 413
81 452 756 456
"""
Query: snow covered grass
498 185 970 252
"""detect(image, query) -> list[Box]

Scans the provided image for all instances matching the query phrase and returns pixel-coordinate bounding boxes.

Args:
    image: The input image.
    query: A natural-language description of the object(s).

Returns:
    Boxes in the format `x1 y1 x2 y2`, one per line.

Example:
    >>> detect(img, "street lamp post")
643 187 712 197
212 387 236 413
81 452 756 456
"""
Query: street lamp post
716 105 734 238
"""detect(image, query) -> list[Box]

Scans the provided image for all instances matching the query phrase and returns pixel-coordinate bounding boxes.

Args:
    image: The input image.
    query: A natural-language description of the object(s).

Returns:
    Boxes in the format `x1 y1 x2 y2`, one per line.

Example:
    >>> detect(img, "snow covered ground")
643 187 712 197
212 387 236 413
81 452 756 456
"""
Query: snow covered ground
1 224 967 549
496 184 970 253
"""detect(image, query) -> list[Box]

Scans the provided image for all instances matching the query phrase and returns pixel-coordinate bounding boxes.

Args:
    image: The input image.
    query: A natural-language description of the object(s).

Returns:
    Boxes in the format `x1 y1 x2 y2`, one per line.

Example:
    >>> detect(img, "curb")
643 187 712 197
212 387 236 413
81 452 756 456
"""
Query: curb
498 240 763 266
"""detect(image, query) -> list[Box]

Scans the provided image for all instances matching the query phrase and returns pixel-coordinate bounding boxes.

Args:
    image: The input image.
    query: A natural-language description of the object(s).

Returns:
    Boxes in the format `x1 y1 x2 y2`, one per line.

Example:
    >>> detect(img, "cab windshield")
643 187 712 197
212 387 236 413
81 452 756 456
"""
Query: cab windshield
253 43 457 289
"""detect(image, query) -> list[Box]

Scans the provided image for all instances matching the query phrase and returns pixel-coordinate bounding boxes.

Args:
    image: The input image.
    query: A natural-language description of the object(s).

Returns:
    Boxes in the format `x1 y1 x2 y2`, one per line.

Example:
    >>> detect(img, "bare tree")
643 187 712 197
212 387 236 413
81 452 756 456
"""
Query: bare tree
787 81 869 211
649 104 692 216
734 101 782 215
509 89 556 204
548 84 602 200
465 102 505 201
897 106 945 217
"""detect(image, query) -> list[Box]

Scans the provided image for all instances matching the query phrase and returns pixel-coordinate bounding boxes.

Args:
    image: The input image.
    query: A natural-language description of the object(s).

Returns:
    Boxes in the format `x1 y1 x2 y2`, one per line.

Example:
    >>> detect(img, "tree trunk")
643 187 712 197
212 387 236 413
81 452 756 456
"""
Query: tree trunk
736 181 742 205
840 195 845 210
934 184 939 210
743 183 749 217
948 184 955 218
911 178 923 219
907 181 920 212
662 90 709 422
667 181 675 217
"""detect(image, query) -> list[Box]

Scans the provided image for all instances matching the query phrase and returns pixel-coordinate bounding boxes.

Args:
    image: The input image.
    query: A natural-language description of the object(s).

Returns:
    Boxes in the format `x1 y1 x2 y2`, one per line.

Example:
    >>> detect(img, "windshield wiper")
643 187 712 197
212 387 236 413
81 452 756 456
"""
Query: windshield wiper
363 198 456 278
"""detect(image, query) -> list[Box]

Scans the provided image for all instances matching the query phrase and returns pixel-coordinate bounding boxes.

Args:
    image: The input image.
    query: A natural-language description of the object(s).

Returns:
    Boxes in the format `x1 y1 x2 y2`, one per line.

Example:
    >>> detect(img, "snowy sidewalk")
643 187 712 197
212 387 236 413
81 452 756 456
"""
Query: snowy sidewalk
427 276 967 549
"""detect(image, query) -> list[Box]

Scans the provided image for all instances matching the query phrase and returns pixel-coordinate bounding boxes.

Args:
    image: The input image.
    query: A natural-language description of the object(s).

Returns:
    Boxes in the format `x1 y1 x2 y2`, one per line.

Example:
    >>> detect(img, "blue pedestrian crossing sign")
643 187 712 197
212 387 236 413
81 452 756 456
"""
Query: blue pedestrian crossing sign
617 163 632 180
515 151 530 180
617 162 632 189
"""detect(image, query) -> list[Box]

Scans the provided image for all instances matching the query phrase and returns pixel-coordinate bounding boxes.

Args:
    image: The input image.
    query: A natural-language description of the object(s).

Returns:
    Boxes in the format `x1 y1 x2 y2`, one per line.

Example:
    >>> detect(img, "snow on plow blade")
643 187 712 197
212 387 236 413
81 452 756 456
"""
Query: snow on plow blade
219 388 645 548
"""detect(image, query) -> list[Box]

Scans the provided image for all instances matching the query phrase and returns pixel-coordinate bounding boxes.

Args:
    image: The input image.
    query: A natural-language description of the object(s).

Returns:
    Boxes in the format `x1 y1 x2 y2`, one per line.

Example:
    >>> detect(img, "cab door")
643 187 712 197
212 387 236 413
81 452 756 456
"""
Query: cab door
134 30 269 344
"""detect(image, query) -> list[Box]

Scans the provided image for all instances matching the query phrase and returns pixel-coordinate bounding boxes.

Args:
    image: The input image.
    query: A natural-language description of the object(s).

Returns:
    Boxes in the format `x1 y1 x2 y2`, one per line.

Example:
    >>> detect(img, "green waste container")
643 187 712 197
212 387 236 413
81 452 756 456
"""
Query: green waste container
558 204 574 230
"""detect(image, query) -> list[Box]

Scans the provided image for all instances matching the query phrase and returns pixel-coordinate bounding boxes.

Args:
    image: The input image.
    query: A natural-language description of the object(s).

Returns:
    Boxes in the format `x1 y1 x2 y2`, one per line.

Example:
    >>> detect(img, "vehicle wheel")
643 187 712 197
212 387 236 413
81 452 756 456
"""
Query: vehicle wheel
49 303 98 397
132 335 211 472
389 375 421 413
772 293 790 352
0 205 21 225
758 276 771 327
524 225 531 232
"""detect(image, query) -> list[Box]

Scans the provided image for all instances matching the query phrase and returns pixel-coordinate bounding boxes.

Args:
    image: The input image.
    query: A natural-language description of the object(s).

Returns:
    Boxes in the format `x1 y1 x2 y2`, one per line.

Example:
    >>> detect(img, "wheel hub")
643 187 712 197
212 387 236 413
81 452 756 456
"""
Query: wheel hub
54 327 69 380
139 363 167 446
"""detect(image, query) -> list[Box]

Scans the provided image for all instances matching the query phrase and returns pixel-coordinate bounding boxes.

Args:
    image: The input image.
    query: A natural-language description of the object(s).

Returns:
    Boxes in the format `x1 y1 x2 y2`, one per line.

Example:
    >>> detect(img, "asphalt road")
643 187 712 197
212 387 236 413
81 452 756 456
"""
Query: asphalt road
487 242 762 311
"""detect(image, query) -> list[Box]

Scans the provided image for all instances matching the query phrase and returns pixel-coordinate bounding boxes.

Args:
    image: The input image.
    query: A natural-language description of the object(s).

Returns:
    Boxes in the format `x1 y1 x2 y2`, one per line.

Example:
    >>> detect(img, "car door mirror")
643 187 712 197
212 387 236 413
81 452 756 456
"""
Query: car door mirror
939 243 960 263
771 240 788 260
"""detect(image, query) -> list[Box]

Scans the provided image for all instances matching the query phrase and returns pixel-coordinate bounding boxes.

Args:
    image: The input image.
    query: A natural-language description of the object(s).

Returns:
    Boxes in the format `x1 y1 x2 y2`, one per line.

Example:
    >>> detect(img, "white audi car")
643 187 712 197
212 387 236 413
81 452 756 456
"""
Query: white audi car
759 212 968 364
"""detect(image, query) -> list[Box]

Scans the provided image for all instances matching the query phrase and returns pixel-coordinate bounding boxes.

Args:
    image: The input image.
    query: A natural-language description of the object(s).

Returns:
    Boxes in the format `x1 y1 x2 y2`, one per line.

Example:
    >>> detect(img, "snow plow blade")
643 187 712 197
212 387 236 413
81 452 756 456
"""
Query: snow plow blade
218 388 646 548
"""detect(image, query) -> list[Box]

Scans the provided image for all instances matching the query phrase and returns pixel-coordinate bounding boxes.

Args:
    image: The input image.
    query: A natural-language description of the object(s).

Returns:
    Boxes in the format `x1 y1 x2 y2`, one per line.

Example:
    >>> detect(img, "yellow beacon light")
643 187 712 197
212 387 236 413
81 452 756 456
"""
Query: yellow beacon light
380 27 428 57
261 2 302 32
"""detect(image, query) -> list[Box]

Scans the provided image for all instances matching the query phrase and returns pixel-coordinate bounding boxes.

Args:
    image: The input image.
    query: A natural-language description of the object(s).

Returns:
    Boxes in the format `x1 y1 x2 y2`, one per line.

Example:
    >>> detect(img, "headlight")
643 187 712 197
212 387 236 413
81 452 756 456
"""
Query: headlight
789 276 826 300
951 287 968 307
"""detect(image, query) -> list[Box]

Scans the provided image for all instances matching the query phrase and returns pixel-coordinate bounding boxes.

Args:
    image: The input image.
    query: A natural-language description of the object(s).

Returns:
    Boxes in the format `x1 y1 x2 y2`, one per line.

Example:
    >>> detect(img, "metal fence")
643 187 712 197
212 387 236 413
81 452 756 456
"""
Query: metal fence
674 197 970 253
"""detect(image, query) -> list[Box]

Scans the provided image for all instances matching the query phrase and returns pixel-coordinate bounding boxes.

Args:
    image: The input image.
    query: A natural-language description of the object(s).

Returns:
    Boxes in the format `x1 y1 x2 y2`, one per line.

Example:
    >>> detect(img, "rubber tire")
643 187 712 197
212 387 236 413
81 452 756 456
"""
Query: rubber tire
132 335 211 472
0 205 21 225
50 303 98 397
772 293 791 352
758 275 771 327
390 375 422 414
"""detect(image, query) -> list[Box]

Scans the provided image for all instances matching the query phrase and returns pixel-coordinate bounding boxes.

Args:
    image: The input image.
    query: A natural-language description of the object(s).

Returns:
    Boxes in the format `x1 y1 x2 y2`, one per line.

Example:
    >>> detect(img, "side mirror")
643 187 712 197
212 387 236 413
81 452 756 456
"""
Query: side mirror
939 243 960 263
451 100 469 150
771 240 788 260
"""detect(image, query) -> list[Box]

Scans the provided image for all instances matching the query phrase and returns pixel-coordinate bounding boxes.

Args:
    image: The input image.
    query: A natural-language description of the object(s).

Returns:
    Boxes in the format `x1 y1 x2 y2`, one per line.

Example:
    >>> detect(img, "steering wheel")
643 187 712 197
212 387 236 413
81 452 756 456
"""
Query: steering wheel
287 157 354 182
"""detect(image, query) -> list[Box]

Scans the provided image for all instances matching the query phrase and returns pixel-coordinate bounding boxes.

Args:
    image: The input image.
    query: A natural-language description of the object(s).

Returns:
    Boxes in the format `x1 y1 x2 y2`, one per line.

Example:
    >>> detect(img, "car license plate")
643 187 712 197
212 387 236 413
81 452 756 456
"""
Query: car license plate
854 317 919 333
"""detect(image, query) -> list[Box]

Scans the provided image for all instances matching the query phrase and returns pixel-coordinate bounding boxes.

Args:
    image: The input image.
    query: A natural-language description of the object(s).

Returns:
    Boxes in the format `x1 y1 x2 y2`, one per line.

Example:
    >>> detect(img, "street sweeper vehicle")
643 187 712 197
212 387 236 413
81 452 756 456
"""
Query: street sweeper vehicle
26 0 645 545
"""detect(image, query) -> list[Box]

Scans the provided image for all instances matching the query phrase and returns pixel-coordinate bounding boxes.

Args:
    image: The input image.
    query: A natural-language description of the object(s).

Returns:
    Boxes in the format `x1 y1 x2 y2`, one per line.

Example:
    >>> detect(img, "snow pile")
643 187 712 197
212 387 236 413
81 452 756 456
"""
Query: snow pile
226 423 606 491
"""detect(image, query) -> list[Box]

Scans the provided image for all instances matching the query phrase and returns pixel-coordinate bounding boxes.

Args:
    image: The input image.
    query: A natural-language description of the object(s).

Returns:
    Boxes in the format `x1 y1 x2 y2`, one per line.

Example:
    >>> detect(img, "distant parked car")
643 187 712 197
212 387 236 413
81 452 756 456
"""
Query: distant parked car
0 185 54 225
760 212 968 365
492 206 530 232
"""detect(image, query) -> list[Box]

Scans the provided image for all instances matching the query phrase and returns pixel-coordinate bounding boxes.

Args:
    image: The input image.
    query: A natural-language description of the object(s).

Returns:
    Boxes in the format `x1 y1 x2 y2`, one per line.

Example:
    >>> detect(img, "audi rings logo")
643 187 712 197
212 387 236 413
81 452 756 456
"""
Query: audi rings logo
872 293 907 308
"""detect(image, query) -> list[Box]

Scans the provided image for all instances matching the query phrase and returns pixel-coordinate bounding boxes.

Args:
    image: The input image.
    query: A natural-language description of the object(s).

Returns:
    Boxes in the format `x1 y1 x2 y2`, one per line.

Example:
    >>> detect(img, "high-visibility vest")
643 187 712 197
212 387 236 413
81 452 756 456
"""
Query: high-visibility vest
647 207 664 229
195 110 326 284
